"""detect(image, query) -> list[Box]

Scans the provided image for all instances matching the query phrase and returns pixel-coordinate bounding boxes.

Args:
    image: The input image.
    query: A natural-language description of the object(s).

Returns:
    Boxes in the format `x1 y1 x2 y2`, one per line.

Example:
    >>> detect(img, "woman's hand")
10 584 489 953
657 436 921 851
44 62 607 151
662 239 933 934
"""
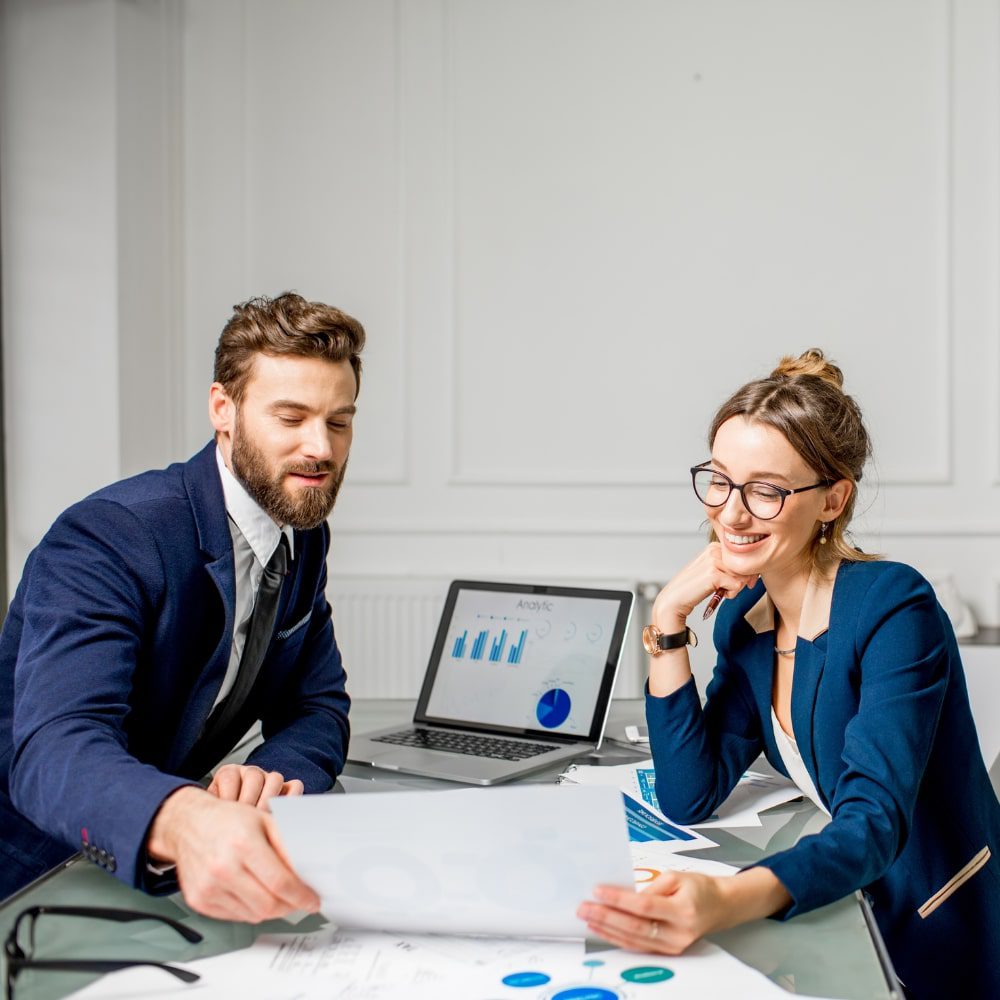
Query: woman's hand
651 543 758 633
206 764 304 811
577 872 729 954
577 868 792 954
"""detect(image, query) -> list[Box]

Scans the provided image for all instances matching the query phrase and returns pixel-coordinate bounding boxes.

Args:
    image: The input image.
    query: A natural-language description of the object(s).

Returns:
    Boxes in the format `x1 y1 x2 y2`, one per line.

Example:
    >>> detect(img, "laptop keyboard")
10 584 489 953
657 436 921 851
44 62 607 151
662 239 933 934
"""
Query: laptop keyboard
373 728 557 761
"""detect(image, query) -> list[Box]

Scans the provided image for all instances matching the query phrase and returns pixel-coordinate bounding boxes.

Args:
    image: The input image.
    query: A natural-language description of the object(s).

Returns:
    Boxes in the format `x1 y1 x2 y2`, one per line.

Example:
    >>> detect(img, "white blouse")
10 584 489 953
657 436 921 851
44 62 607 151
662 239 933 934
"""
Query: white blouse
770 707 831 818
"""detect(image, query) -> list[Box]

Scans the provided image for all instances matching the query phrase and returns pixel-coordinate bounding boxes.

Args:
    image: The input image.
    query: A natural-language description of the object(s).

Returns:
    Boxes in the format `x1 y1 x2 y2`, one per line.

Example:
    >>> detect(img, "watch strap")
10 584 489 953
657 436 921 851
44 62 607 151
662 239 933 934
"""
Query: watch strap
656 627 695 650
643 623 698 655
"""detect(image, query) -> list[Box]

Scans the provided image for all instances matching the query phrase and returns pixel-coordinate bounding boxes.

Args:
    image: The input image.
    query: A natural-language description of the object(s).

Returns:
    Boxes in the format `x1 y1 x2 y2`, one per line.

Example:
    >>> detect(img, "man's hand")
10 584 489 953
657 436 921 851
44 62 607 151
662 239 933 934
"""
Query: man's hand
207 764 304 810
146 786 319 922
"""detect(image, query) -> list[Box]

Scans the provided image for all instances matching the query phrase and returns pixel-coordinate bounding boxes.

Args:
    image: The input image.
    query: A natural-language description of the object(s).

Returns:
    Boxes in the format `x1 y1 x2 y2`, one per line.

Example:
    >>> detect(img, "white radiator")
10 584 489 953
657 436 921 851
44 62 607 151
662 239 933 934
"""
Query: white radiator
328 578 446 698
327 576 645 699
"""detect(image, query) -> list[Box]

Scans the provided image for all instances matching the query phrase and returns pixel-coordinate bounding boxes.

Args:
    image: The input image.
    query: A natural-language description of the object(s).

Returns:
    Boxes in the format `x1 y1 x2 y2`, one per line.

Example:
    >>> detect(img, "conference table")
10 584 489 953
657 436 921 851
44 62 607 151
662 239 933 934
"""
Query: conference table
0 699 901 999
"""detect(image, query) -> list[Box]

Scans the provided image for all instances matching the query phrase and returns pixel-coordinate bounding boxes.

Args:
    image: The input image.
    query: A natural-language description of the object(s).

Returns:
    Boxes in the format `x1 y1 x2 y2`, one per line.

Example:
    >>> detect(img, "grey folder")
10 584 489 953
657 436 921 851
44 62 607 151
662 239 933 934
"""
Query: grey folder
347 580 634 785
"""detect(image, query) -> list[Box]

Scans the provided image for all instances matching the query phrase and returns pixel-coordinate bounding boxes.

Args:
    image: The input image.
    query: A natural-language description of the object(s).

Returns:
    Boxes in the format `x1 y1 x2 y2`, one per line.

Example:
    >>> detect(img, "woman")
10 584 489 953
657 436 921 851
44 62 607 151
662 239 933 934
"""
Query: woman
577 350 1000 998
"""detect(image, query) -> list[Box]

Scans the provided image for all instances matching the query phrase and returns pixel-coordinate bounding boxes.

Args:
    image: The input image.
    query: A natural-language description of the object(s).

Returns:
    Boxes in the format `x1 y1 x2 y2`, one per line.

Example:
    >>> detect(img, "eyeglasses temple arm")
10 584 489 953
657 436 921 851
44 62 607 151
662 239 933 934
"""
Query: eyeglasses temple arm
10 958 199 984
25 907 202 943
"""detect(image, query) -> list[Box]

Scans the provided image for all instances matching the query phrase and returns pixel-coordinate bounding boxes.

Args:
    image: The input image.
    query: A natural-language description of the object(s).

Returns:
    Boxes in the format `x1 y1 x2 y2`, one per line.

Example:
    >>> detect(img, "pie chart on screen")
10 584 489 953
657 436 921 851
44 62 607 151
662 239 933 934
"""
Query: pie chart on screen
536 688 571 728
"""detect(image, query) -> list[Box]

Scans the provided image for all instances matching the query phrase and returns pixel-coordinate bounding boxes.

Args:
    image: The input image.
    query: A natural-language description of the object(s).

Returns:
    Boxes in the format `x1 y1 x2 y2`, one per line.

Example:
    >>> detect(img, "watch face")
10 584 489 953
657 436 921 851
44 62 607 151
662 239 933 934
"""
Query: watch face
644 625 697 652
641 625 660 656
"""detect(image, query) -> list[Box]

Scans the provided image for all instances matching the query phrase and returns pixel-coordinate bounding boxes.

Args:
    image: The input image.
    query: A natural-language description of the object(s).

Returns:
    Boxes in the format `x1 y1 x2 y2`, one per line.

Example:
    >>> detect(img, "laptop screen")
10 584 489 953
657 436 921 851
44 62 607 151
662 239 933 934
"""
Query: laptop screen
415 581 634 743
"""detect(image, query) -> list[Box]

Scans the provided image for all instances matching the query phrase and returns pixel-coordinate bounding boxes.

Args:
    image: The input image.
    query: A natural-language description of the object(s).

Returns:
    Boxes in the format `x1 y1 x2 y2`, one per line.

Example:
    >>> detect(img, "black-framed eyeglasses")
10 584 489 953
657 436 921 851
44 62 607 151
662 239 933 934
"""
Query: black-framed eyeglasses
690 462 832 521
4 906 203 999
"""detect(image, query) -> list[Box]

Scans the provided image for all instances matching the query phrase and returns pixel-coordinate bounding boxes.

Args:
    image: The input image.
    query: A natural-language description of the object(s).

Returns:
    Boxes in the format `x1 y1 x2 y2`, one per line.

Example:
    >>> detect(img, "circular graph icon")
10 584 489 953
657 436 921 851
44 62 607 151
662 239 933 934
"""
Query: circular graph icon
536 688 572 728
502 971 551 988
551 989 619 1000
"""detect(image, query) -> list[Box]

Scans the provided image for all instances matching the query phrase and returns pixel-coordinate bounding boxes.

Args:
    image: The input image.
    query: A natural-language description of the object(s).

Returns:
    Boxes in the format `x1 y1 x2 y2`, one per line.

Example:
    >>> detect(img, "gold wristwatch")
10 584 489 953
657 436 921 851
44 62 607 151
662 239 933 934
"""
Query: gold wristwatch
642 623 698 656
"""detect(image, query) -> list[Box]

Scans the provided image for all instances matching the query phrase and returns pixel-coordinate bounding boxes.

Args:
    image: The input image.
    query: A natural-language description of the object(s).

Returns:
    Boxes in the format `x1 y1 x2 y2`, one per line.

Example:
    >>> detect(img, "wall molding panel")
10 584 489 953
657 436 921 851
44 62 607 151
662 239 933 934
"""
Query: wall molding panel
5 0 1000 654
181 0 410 487
443 0 958 489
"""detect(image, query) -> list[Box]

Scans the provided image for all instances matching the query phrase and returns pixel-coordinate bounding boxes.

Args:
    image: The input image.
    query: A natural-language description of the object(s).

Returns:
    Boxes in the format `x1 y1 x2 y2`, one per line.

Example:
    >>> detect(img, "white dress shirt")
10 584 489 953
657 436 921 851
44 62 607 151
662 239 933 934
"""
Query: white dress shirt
770 706 831 818
214 446 295 709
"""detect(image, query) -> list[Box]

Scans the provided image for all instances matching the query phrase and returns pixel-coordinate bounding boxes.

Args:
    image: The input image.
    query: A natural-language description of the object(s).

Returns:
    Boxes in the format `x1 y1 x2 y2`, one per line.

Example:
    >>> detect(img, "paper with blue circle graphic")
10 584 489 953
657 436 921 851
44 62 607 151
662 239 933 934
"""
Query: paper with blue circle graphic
64 926 819 999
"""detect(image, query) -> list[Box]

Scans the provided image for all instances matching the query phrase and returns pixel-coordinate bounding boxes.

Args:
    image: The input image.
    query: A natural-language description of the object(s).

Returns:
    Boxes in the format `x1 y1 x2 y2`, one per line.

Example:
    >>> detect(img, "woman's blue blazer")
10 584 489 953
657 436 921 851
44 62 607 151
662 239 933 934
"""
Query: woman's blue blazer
646 559 1000 999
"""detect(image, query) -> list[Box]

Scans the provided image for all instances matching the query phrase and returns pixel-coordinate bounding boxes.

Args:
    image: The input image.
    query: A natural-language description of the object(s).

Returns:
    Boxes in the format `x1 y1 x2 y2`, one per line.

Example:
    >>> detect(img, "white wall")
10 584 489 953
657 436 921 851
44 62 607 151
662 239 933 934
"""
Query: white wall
3 0 1000 695
0 0 183 569
1 0 122 566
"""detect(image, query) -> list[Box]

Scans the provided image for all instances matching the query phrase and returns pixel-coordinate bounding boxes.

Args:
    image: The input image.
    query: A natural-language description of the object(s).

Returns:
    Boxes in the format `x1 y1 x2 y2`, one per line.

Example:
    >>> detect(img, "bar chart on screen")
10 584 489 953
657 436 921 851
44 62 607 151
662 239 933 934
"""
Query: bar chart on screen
448 614 532 665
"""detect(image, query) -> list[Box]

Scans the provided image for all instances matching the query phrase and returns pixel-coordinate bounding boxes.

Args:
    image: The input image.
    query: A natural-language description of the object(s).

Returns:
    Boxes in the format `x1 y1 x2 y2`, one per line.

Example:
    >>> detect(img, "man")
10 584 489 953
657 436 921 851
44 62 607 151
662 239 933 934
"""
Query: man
0 292 363 922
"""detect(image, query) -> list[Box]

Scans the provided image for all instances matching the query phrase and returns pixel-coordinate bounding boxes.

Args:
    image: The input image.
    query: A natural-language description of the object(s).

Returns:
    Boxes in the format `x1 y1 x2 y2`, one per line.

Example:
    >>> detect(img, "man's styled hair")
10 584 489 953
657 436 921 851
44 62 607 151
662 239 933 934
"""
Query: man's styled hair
214 292 366 402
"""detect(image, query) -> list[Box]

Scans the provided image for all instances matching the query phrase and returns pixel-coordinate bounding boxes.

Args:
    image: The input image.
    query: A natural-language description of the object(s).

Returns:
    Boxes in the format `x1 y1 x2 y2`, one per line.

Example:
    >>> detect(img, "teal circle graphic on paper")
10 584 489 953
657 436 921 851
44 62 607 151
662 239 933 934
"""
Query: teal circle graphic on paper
551 990 619 1000
536 687 572 728
582 959 605 968
620 965 675 984
502 971 551 988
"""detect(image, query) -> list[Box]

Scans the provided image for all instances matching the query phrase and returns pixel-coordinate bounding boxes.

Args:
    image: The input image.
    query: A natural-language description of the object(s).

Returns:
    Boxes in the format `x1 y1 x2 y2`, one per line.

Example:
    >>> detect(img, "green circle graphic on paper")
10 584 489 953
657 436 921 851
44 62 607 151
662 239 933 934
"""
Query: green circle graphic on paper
620 965 675 983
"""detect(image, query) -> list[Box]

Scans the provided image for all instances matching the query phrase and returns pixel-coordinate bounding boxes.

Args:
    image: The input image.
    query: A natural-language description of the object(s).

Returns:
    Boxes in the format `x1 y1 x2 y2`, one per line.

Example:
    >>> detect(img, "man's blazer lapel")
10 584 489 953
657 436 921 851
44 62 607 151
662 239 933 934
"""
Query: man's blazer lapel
177 443 237 753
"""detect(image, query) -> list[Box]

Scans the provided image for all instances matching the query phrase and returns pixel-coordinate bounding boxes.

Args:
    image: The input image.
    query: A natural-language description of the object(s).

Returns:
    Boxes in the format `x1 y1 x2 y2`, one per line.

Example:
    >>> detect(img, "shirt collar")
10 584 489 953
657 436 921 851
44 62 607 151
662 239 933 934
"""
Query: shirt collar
215 445 294 566
743 560 840 641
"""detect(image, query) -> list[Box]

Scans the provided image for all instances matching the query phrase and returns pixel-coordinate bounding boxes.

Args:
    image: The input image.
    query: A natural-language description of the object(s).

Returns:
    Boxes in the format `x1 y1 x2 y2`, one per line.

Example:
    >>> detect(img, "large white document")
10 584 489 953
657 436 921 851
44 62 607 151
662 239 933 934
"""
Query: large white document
66 927 836 1000
270 784 634 938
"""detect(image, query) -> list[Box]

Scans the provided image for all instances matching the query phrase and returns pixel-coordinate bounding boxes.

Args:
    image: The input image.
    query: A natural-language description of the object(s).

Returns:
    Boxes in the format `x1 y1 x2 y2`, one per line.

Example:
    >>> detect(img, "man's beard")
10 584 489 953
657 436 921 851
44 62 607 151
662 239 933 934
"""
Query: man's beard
230 416 348 530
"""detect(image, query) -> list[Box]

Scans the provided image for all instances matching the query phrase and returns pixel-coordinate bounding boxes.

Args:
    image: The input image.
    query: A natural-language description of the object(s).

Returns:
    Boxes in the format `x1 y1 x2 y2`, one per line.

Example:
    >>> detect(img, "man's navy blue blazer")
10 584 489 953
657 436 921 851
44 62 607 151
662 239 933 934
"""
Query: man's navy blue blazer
0 442 350 898
647 559 1000 999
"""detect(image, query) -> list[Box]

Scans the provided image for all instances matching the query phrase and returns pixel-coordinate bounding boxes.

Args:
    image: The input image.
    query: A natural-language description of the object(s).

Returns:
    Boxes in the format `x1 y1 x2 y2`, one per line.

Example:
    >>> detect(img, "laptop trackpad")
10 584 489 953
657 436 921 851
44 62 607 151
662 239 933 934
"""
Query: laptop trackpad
374 747 509 780
381 747 478 768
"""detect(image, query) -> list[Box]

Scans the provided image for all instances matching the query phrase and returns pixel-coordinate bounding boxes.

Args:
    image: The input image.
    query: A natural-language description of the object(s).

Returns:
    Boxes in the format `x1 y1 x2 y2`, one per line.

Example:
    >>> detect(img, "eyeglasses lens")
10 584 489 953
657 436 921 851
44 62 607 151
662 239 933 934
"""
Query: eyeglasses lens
692 469 784 520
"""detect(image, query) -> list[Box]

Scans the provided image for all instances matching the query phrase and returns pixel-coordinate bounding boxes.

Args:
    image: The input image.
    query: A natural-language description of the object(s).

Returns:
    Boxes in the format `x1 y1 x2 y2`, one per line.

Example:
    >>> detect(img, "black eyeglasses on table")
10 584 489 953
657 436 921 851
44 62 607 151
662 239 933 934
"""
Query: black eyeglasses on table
690 462 832 521
4 906 203 999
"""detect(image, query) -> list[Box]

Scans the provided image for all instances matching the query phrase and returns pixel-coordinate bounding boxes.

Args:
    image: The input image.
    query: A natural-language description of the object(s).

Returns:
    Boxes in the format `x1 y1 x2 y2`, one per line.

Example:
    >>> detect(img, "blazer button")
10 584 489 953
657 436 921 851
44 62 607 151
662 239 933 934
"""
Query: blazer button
107 856 117 872
97 848 109 865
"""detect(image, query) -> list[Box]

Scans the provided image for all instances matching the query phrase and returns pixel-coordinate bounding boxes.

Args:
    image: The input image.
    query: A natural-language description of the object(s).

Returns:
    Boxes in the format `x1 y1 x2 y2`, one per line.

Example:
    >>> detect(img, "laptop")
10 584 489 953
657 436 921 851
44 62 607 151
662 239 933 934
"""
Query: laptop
347 580 634 785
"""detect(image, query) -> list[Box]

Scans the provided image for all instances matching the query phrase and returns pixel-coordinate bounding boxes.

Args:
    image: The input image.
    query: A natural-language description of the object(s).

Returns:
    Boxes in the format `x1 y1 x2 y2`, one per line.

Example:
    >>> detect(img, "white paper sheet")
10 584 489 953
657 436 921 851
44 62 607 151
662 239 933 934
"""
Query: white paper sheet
630 846 740 885
67 926 834 1000
270 784 635 937
469 936 811 999
687 771 803 830
559 764 717 852
562 761 801 830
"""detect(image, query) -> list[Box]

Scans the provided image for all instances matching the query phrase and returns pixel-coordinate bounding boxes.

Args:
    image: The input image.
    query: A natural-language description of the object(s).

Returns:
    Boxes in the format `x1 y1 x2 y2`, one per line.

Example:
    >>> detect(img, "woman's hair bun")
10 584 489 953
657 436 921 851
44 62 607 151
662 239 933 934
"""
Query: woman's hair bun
771 348 844 390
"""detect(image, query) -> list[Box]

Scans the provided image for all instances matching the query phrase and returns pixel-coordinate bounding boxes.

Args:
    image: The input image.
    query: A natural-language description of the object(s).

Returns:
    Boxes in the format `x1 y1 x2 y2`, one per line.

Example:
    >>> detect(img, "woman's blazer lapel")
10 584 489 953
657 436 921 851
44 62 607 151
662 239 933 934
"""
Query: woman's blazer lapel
788 563 838 808
738 562 840 805
741 588 787 774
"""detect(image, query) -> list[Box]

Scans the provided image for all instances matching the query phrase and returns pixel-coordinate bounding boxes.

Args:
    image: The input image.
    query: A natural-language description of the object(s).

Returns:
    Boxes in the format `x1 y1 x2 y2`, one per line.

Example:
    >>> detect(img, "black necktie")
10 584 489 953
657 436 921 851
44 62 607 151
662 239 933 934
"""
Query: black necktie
181 535 289 779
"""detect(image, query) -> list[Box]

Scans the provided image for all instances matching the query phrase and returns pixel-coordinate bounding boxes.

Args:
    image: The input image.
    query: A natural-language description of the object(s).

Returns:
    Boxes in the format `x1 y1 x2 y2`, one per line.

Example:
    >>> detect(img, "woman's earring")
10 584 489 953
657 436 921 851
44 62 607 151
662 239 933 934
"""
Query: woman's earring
819 521 828 545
